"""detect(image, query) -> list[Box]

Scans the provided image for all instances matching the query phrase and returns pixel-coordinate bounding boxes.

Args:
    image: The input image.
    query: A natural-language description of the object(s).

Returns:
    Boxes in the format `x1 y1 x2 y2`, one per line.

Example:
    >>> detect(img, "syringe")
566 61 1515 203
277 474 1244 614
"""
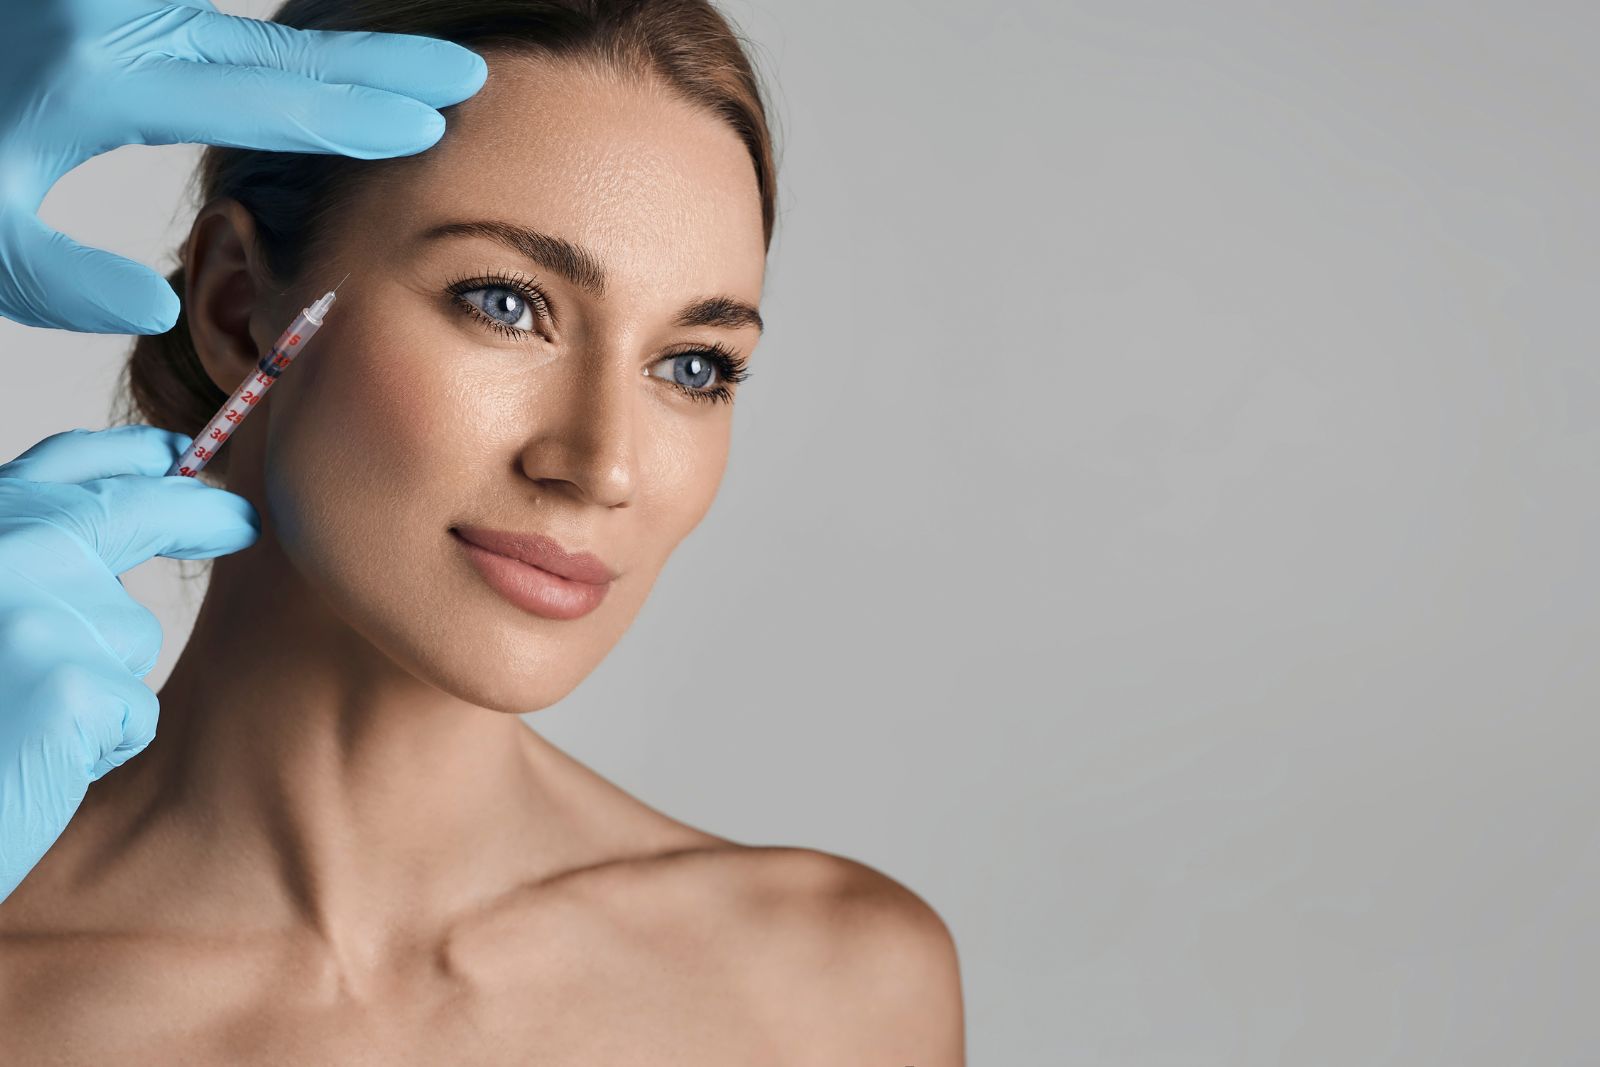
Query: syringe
165 273 350 478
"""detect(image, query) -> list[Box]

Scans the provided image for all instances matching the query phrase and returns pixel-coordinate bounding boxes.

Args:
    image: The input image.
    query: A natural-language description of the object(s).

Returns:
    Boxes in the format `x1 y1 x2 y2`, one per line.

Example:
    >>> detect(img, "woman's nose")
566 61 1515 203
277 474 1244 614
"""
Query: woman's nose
515 354 636 509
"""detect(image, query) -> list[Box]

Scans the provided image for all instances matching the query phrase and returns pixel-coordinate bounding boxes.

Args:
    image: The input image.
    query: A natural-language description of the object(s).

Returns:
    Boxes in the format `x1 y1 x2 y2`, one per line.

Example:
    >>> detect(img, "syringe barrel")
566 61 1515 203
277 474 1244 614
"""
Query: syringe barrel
254 308 324 380
164 307 325 478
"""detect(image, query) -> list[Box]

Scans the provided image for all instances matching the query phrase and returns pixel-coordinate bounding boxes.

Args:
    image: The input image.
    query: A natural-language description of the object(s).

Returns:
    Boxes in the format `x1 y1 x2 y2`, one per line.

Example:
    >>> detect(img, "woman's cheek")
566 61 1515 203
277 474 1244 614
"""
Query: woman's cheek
314 323 486 479
261 327 444 552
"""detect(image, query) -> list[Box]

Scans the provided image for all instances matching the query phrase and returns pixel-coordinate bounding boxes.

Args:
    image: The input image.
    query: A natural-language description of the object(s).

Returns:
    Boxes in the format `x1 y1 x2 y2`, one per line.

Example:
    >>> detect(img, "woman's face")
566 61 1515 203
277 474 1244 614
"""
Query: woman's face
216 54 767 711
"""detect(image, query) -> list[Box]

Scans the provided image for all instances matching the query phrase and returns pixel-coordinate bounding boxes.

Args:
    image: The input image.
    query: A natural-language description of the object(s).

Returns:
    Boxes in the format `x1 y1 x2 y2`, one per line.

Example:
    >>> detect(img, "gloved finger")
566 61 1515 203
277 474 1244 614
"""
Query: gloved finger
64 473 263 574
1 524 169 675
0 426 194 486
81 592 165 682
173 10 489 110
0 210 180 335
27 660 157 785
127 56 447 159
89 676 160 780
0 606 161 776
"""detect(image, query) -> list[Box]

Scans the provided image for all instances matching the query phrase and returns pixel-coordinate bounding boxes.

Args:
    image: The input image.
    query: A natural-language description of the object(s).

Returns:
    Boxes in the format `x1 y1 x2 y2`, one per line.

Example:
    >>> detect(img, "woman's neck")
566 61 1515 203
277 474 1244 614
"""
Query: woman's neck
29 534 614 970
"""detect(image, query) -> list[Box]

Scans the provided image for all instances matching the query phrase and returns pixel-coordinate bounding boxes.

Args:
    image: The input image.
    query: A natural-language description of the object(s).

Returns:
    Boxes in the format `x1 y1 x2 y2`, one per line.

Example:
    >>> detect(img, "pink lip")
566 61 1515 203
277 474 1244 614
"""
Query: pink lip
452 527 613 621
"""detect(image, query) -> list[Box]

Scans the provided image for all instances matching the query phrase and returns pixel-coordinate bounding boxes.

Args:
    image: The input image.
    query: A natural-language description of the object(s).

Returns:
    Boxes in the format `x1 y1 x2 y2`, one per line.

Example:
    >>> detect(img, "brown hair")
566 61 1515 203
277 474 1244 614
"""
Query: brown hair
110 0 779 481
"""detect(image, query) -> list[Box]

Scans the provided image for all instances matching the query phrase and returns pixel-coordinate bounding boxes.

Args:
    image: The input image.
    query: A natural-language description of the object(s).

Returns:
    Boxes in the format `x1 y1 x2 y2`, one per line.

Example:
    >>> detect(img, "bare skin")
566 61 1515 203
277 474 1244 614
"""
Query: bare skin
0 52 963 1063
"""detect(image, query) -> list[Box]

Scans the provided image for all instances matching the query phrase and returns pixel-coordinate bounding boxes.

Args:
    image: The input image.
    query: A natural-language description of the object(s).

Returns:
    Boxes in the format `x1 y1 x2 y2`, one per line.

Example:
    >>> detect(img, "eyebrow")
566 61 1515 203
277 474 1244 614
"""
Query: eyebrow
416 218 764 334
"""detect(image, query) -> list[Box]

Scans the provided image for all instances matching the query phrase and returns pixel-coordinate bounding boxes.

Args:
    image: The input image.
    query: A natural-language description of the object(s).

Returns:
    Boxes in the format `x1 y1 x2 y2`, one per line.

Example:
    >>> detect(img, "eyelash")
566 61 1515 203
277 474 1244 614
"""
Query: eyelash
443 268 752 405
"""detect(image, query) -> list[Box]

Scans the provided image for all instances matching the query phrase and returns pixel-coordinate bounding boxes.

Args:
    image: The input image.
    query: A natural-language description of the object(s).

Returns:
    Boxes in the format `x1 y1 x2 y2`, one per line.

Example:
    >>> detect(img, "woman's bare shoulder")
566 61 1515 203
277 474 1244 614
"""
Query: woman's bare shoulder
621 844 966 1063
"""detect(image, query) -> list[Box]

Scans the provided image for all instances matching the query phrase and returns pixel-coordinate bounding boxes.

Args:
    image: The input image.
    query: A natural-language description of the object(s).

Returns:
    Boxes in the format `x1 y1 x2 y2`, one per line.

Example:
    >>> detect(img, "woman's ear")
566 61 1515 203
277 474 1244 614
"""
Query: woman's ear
182 198 274 394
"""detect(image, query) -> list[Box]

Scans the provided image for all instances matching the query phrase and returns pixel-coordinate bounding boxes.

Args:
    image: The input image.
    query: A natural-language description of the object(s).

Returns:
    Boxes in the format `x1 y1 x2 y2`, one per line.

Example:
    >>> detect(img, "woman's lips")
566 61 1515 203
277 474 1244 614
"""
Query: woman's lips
452 529 611 620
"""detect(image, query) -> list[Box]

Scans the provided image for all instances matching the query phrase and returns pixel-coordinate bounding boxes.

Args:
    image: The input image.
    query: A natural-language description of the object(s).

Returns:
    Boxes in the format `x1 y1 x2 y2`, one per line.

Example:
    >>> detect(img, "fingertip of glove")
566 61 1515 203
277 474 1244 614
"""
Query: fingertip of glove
463 49 490 92
425 41 489 104
128 285 180 336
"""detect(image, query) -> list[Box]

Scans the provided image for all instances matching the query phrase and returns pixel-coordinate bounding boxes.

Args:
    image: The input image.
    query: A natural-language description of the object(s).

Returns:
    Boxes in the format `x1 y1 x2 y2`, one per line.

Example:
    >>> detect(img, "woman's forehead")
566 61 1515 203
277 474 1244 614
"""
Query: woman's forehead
360 54 766 294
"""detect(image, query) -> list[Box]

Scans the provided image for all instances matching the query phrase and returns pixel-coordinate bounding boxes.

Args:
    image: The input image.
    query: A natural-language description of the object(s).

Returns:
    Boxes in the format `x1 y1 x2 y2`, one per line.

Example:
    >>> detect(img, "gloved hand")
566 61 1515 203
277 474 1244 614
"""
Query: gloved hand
0 425 261 903
0 0 488 336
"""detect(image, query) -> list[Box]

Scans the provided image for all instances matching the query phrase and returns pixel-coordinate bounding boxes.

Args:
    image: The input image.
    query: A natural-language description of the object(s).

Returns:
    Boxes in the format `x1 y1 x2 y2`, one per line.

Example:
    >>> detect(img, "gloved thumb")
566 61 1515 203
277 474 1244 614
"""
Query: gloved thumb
0 209 180 335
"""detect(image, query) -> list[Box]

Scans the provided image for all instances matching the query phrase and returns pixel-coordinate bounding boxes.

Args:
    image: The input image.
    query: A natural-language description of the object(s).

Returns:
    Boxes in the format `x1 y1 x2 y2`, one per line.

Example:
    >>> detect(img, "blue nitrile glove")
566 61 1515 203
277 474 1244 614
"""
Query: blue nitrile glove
0 0 488 336
0 425 261 903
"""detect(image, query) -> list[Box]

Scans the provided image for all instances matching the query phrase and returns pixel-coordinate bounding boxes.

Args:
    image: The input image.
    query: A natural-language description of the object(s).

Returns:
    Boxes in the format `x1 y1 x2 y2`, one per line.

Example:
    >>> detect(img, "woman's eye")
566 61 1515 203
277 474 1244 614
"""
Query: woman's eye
649 352 720 392
459 285 536 333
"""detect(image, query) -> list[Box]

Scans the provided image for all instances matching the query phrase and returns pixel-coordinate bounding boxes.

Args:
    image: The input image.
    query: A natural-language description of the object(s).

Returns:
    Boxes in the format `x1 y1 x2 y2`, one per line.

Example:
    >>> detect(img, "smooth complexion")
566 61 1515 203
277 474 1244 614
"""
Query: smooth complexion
0 52 963 1062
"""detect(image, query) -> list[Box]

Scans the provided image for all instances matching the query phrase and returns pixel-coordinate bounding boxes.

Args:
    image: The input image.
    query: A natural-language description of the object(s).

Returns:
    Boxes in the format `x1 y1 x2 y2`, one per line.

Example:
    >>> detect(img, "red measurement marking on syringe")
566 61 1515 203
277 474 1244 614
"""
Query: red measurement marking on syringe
166 294 333 481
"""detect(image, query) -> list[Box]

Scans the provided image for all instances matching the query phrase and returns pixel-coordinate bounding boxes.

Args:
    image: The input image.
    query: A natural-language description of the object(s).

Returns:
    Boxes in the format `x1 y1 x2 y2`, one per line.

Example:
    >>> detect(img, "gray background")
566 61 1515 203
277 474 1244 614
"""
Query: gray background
2 1 1596 1062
